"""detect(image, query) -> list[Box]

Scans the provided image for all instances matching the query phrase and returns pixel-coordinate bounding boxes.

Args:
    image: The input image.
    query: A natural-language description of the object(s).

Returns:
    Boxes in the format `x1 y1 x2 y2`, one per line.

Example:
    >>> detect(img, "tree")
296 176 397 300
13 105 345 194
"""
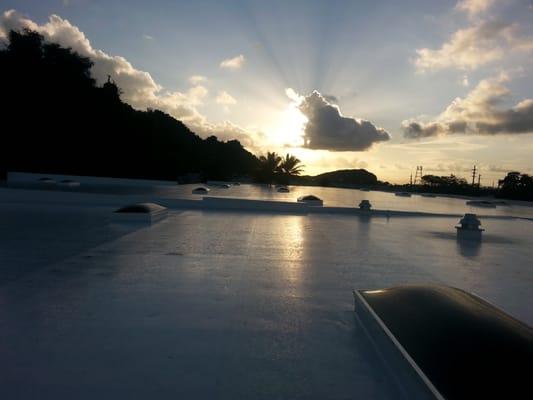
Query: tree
498 171 521 188
279 153 304 176
498 172 533 200
421 174 467 187
257 152 282 183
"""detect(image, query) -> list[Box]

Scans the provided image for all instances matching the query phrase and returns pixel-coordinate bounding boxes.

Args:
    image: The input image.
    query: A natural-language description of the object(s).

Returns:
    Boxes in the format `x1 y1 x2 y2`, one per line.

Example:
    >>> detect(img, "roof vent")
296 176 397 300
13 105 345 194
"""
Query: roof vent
58 179 80 187
113 203 167 223
456 213 483 240
192 187 210 195
395 192 411 197
359 200 372 210
297 195 323 206
39 177 56 184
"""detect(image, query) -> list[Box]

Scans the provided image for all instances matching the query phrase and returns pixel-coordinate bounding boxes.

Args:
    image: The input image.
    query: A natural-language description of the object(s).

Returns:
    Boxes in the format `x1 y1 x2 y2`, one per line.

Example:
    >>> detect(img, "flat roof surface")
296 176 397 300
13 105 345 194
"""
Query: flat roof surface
0 197 532 399
6 180 533 218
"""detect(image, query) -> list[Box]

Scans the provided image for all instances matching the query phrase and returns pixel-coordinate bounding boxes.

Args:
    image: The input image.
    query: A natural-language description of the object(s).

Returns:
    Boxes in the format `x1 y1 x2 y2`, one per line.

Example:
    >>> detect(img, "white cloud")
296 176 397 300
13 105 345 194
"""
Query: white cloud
285 88 302 102
215 91 237 105
415 20 515 71
0 10 261 150
462 75 470 87
293 90 390 151
455 0 495 17
142 34 153 40
193 120 259 148
415 0 533 73
219 54 245 70
402 74 533 138
186 85 208 105
188 74 207 85
0 10 166 109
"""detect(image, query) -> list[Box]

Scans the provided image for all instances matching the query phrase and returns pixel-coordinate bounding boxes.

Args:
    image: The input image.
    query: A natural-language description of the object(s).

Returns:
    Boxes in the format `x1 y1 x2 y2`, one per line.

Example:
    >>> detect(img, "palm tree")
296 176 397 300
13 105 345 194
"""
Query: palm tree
279 153 304 176
258 151 282 183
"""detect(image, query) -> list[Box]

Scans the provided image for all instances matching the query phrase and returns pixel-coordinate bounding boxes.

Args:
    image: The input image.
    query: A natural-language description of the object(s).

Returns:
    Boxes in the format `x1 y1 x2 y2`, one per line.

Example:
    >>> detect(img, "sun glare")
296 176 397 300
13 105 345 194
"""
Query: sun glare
269 101 307 147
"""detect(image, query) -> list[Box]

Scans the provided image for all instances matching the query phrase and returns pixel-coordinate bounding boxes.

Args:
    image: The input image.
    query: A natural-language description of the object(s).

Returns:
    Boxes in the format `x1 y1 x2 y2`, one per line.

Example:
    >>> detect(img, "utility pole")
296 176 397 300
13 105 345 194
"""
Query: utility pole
478 174 481 188
414 166 423 185
410 173 413 186
471 165 477 186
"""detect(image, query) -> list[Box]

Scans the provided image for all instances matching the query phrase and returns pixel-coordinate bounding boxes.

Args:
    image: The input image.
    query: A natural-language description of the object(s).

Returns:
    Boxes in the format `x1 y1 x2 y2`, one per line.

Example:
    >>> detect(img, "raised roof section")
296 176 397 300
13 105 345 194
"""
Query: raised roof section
354 285 533 399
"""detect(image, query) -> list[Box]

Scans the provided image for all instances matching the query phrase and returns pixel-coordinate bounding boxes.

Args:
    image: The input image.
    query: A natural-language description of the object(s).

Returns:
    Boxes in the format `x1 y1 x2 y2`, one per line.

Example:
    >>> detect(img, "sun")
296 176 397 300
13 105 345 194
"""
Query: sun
269 101 307 147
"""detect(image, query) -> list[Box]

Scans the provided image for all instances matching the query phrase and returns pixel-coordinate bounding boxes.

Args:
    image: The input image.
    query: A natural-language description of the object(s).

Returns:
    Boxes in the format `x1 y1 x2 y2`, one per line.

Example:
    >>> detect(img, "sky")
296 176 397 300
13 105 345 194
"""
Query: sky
0 0 532 184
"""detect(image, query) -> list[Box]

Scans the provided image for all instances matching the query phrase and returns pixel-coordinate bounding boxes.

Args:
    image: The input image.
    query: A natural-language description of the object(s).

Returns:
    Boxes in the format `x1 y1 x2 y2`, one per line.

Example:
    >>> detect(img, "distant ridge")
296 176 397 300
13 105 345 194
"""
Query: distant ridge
313 169 378 186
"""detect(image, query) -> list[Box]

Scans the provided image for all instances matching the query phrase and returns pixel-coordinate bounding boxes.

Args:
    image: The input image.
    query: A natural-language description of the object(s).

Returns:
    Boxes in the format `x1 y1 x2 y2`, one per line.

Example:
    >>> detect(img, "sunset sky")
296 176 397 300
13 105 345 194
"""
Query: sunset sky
1 0 532 183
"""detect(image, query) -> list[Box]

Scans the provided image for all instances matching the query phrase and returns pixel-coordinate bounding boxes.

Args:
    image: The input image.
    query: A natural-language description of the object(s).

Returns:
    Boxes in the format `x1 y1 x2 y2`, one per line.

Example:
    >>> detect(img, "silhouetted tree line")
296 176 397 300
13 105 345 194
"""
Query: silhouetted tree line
253 152 378 187
413 174 490 196
0 29 259 181
410 172 533 201
421 174 468 187
498 172 533 201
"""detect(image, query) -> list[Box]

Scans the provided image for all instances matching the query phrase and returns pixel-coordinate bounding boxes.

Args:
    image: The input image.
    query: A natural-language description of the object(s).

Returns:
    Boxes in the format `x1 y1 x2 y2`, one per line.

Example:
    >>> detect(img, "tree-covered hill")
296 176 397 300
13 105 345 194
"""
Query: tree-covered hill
312 169 378 186
0 29 259 181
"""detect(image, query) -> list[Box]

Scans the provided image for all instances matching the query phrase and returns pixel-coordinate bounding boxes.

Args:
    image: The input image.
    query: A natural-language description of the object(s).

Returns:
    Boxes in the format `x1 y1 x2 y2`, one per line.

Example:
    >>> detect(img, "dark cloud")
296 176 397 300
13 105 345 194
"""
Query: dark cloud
298 91 390 151
323 94 338 104
403 121 442 139
476 100 533 134
402 77 533 139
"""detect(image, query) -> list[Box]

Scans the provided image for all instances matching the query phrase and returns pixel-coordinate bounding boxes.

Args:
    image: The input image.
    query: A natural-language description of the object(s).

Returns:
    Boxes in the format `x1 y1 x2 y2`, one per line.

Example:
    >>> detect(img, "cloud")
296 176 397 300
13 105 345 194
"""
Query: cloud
415 0 533 74
192 120 265 152
0 10 261 150
323 94 339 104
219 54 245 70
489 164 514 173
294 90 390 151
189 74 207 85
414 20 517 71
1 11 168 110
402 74 533 138
142 34 153 40
185 85 208 105
215 91 237 105
285 87 301 102
455 0 495 17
